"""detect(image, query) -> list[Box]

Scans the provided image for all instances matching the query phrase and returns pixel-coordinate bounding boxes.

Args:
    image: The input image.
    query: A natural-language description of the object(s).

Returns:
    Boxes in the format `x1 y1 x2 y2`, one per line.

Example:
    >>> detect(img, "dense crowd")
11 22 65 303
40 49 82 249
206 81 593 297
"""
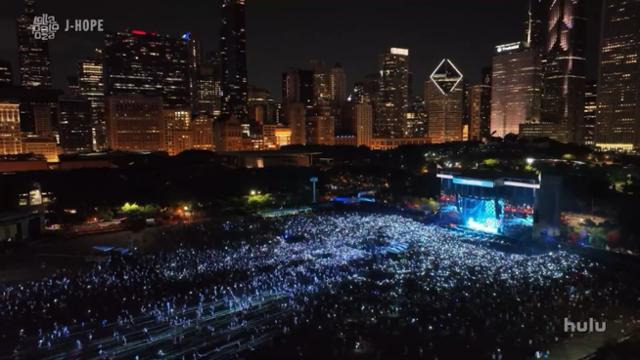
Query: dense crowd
0 213 638 359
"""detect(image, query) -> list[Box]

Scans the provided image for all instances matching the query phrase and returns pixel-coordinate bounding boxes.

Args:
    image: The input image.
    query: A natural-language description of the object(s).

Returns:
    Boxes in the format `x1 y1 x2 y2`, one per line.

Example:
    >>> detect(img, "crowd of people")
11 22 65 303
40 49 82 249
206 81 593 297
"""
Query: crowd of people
0 212 638 359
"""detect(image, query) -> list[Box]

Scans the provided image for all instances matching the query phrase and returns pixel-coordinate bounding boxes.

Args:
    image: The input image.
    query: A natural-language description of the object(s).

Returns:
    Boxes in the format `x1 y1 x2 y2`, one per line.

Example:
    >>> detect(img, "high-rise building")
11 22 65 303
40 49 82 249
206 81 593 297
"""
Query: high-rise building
165 110 193 156
78 53 106 150
490 42 543 137
0 60 12 86
105 95 166 152
583 81 597 146
287 103 307 145
58 97 93 153
33 103 53 136
104 30 191 109
192 114 214 151
596 0 640 151
306 105 335 145
16 0 52 88
425 59 465 144
282 69 314 108
542 0 587 144
248 87 277 125
0 102 22 155
468 82 492 141
330 64 347 106
354 103 373 147
194 56 222 117
219 0 249 123
526 0 549 48
375 48 410 138
213 115 243 152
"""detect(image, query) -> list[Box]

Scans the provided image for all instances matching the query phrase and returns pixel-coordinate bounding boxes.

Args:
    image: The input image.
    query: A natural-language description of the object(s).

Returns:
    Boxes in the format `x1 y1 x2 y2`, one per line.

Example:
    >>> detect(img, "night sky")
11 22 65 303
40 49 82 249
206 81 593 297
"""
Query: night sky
0 0 602 98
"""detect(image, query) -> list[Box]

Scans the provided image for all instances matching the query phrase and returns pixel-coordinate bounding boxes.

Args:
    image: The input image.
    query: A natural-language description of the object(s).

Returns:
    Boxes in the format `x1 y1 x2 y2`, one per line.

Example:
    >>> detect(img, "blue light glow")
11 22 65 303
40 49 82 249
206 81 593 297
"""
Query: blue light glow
453 178 495 188
181 32 192 40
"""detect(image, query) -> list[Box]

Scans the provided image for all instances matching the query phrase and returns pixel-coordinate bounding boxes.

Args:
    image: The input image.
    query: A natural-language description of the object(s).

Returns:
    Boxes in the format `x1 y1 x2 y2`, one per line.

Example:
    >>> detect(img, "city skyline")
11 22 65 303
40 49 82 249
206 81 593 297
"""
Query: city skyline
0 0 603 97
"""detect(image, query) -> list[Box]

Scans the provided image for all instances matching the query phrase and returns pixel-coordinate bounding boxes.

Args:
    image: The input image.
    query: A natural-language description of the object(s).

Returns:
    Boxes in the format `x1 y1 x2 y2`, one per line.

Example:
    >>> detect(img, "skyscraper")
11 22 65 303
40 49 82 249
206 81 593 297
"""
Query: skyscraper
330 64 347 106
0 60 13 86
194 55 222 117
282 69 315 109
490 42 543 137
78 53 106 150
596 0 640 151
583 81 597 146
165 110 193 156
468 71 492 142
287 103 307 145
526 0 549 48
16 0 52 89
219 0 249 123
425 59 464 144
375 48 410 138
354 103 373 147
104 30 191 109
58 97 93 153
306 105 335 145
0 102 22 156
542 0 587 144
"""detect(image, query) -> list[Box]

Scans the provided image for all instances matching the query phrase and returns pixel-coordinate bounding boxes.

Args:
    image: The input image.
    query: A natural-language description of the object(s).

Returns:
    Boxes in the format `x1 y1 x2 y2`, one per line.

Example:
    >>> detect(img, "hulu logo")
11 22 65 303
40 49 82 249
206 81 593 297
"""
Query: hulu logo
563 318 606 333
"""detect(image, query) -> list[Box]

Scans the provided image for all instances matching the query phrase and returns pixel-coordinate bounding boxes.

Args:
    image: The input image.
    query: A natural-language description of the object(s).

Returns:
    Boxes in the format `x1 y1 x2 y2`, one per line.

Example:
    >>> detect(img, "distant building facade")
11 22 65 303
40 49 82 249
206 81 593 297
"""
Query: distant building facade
105 95 165 152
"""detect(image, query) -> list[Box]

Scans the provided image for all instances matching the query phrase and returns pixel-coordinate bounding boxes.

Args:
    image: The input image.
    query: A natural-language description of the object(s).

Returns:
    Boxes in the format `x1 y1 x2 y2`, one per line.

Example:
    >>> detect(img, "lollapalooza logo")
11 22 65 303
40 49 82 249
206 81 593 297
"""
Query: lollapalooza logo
31 14 59 40
30 13 104 40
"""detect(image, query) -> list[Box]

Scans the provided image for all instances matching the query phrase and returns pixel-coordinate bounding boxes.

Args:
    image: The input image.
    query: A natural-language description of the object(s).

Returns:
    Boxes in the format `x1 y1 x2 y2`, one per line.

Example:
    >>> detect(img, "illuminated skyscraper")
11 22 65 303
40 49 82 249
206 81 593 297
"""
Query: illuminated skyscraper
542 0 587 144
78 53 106 150
0 60 12 86
596 0 640 151
526 0 549 48
583 81 597 146
219 0 248 123
104 30 191 110
0 102 22 156
490 42 543 137
468 70 492 141
425 59 464 144
306 105 335 145
375 48 410 138
16 0 52 89
194 54 222 117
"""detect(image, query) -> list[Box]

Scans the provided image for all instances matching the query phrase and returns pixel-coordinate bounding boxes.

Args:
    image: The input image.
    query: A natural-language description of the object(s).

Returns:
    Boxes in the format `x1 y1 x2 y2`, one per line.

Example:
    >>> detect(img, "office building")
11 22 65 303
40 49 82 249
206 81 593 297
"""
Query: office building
354 103 373 147
375 48 410 138
104 30 191 109
248 87 277 125
58 97 93 153
194 58 222 116
219 0 249 122
105 95 166 152
191 114 214 151
213 115 243 152
77 54 106 150
16 0 52 88
583 81 597 146
425 59 465 144
165 110 192 156
282 69 314 108
306 106 335 145
21 134 58 162
490 42 543 137
595 0 640 151
287 103 306 145
0 102 22 156
0 60 12 86
468 69 492 141
542 0 587 144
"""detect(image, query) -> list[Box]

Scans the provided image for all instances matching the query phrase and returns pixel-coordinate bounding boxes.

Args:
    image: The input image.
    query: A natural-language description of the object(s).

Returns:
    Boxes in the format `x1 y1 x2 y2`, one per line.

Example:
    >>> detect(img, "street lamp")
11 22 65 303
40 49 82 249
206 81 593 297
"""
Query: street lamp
309 177 318 203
